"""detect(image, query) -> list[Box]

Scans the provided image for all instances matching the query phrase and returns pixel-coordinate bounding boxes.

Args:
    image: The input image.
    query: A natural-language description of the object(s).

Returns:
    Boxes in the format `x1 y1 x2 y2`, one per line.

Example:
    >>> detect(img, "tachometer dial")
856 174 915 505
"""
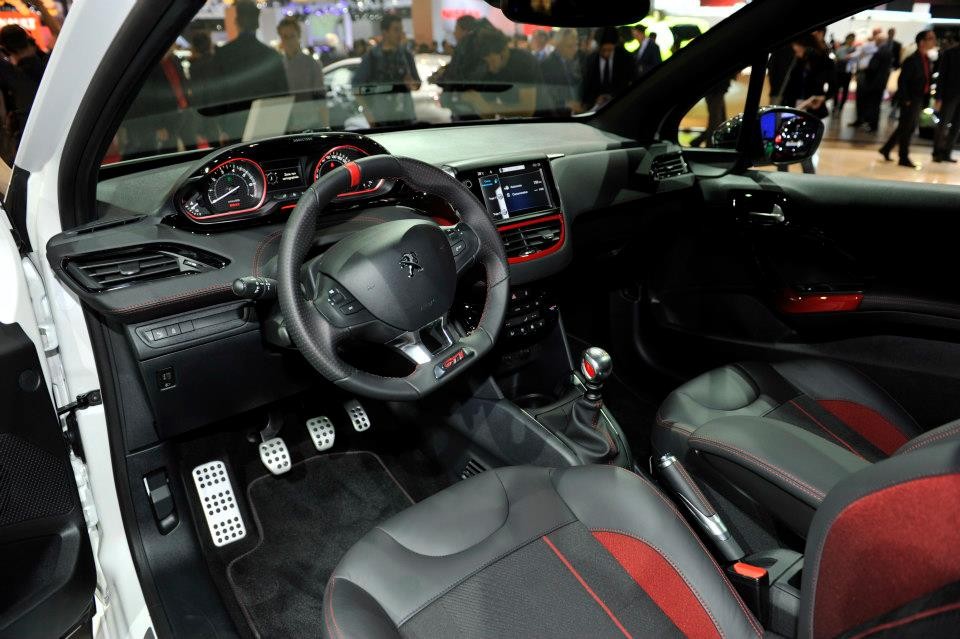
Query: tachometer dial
313 145 382 196
203 158 267 217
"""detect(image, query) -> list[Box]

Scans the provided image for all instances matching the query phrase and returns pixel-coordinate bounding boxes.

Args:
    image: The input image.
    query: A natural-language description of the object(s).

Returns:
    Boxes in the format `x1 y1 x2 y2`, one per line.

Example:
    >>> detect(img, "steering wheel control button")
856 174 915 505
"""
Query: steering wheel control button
451 242 466 256
307 416 336 452
339 301 363 315
191 461 247 548
259 438 291 475
434 348 474 380
344 399 371 432
157 367 176 390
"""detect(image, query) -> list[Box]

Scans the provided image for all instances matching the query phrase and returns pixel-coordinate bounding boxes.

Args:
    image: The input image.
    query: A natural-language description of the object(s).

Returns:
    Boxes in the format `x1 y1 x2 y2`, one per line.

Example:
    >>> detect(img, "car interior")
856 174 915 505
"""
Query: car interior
8 0 960 637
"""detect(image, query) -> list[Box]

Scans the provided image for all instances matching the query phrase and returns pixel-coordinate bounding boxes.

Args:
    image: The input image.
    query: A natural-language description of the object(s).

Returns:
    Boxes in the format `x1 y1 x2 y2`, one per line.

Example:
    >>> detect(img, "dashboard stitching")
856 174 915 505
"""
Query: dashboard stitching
114 283 233 314
253 231 283 277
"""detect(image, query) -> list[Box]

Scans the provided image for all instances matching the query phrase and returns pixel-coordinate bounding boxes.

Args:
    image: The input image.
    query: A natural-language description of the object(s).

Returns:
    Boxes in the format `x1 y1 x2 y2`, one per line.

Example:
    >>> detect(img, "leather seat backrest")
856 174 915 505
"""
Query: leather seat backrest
799 439 960 638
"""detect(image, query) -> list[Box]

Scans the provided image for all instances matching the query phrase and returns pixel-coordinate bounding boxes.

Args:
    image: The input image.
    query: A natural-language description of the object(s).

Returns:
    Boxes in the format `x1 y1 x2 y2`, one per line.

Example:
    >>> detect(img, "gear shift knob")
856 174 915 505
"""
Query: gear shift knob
580 347 612 401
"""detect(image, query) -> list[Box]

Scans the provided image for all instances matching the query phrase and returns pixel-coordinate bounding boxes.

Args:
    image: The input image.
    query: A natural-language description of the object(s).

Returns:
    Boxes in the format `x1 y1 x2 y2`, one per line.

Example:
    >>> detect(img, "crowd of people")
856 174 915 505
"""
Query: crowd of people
768 26 956 172
432 17 661 119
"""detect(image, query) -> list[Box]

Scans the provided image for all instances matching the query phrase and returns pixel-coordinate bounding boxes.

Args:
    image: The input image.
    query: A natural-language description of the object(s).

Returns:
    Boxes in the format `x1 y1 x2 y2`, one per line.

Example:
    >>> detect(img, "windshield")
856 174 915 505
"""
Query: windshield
106 0 675 163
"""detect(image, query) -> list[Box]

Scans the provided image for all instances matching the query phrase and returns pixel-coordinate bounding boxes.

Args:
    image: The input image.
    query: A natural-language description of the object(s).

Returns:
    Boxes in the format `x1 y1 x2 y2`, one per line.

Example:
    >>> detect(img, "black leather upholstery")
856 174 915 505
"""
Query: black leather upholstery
653 359 938 539
322 465 763 638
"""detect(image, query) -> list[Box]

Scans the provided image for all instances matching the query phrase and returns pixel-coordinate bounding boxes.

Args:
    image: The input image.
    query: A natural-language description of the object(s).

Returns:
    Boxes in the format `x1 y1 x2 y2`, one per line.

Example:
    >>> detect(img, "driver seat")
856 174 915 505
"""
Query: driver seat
322 441 960 638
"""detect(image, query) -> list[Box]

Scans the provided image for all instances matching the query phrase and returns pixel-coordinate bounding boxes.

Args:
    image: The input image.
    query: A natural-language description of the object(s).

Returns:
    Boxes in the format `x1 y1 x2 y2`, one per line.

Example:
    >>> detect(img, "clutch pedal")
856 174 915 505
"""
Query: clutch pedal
191 461 247 548
344 399 371 432
307 416 335 451
259 437 291 475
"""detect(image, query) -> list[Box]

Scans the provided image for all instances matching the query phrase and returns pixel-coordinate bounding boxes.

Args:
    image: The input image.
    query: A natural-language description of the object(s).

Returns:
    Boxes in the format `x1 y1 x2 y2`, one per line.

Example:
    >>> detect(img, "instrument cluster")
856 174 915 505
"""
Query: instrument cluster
175 133 392 224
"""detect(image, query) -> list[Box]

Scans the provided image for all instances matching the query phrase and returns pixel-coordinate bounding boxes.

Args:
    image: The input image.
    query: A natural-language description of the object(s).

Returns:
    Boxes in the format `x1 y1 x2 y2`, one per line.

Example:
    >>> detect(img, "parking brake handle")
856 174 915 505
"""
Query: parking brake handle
658 454 744 562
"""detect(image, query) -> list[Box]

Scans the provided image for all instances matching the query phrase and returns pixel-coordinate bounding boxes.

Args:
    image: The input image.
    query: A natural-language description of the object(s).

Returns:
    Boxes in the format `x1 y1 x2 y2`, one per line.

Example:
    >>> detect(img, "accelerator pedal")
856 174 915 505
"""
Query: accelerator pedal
191 461 247 547
259 437 291 475
307 416 335 451
344 399 371 432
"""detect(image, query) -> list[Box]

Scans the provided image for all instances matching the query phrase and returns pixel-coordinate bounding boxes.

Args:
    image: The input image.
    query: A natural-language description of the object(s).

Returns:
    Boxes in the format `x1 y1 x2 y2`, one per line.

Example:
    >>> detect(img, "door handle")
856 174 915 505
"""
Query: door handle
747 204 786 224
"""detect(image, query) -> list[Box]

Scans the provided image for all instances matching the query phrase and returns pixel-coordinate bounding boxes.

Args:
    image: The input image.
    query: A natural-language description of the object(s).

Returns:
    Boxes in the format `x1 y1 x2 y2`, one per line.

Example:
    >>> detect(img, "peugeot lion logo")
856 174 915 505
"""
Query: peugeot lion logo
399 251 424 278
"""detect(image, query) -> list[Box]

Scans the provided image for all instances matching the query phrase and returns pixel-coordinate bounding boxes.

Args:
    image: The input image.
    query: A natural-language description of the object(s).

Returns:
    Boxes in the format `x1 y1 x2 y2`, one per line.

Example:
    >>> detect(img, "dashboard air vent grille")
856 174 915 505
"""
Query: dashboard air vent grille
650 152 690 181
498 216 564 262
64 245 227 292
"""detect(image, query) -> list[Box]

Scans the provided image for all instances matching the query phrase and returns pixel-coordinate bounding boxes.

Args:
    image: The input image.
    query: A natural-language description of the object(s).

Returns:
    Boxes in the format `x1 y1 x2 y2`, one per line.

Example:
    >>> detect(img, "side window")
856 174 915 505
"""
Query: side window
683 21 959 185
678 67 753 148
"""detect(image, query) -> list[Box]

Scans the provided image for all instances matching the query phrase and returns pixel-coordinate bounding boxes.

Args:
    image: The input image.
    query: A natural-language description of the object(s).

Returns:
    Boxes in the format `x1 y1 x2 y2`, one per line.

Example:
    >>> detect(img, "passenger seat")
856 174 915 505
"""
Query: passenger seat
654 359 960 540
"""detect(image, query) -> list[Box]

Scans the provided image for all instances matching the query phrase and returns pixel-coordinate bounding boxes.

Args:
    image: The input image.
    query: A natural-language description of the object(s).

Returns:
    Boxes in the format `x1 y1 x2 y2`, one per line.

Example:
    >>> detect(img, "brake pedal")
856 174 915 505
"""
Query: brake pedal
344 399 371 432
307 416 335 451
191 461 247 548
259 437 291 475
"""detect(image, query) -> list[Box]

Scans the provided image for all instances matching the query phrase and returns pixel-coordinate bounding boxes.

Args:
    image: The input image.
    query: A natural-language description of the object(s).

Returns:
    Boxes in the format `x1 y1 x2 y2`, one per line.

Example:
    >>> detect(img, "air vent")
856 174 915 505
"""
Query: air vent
460 458 487 480
650 152 690 181
64 245 227 292
498 216 564 262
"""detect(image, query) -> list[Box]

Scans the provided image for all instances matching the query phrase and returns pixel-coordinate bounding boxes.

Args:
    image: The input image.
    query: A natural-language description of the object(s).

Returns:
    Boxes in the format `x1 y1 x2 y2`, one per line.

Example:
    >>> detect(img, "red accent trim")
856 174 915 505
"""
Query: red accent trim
497 214 565 265
593 531 722 639
777 289 863 314
542 535 633 638
312 145 386 198
812 475 960 638
732 562 768 580
583 360 596 379
789 399 866 459
345 161 362 188
280 204 296 211
848 601 960 639
182 157 268 222
817 400 910 456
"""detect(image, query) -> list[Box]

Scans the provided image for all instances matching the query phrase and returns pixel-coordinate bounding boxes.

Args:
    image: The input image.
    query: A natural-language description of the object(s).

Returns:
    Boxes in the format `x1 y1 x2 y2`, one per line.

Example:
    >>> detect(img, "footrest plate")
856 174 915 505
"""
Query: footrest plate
191 461 247 548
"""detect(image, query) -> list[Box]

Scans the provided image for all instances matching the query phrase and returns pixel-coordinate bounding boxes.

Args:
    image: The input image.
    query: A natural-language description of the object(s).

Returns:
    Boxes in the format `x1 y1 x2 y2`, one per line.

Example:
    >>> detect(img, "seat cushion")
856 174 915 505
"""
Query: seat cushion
654 359 921 464
322 465 762 639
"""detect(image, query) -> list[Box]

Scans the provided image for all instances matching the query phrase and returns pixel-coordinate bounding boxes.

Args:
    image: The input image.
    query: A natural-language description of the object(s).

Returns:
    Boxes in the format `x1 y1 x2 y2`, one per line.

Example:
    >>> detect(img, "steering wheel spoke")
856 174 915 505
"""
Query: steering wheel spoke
387 315 456 366
444 222 482 277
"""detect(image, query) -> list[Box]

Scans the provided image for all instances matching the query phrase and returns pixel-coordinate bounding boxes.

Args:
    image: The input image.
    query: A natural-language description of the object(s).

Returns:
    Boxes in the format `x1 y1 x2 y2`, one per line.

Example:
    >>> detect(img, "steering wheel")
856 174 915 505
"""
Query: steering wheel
277 155 510 401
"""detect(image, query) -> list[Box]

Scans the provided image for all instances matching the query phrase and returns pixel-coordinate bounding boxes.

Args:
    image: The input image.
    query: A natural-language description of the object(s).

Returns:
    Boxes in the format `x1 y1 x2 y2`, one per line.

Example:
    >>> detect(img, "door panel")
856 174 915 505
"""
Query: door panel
0 321 95 639
633 171 960 429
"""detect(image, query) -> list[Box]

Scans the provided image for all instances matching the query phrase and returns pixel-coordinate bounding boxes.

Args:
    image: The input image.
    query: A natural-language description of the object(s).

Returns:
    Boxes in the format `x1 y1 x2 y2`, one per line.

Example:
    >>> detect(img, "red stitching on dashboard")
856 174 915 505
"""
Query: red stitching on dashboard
114 283 233 313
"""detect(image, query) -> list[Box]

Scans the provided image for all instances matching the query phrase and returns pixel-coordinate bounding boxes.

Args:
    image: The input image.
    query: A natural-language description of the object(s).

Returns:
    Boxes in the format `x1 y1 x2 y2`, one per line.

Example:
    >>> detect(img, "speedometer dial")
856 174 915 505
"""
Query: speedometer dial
313 145 382 196
203 158 267 217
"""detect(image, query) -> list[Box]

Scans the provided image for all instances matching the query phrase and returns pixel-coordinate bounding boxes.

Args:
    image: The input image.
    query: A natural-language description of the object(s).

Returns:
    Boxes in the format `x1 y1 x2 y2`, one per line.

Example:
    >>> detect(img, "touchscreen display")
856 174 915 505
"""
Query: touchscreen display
476 162 552 220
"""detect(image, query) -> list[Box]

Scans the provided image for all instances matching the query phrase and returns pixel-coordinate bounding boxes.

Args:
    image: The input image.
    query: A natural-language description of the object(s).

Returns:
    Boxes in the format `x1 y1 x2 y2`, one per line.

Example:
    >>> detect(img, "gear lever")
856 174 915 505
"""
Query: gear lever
560 347 618 464
580 347 613 402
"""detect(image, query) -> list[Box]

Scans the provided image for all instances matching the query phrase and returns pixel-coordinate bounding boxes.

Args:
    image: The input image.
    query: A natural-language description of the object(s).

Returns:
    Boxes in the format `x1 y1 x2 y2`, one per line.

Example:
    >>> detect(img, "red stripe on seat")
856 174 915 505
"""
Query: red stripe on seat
817 400 910 456
542 535 633 638
812 475 960 639
593 531 721 639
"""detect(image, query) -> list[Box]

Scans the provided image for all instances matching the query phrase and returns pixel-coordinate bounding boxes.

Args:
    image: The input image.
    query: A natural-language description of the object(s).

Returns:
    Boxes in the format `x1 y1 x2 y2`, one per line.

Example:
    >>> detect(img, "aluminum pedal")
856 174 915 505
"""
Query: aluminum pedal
259 437 291 475
307 416 335 451
344 399 371 432
191 461 247 548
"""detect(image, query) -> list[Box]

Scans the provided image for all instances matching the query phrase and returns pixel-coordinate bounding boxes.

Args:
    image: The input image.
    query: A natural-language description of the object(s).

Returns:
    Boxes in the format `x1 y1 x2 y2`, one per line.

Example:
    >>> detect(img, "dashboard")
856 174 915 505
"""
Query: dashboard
172 133 393 224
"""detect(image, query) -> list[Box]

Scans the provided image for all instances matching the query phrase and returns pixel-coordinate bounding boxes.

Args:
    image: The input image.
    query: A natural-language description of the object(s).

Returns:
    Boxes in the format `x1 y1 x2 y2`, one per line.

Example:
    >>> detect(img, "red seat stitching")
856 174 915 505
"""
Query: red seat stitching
790 399 866 459
688 436 826 502
848 601 960 639
542 534 633 639
898 423 960 455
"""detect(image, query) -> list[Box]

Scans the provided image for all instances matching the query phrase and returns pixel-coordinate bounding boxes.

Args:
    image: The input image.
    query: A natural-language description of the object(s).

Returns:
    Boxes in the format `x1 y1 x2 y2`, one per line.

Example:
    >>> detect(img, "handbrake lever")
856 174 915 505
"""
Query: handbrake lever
657 454 745 562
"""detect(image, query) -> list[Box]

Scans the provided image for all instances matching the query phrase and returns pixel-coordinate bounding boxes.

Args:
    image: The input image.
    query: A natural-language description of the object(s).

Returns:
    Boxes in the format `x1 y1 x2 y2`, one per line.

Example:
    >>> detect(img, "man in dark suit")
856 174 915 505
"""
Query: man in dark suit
634 26 661 76
581 27 634 110
880 30 937 168
208 0 288 142
933 40 960 162
887 28 903 69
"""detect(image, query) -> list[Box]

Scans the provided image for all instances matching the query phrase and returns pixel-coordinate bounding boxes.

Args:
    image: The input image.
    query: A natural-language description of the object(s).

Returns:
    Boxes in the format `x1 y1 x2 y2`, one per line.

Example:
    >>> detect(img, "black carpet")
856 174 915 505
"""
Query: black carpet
227 452 414 638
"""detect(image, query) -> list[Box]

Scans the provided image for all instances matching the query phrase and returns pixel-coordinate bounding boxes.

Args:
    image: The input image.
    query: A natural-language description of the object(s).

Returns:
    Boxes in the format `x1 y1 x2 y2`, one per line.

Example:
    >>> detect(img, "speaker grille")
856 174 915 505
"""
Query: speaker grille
0 434 75 528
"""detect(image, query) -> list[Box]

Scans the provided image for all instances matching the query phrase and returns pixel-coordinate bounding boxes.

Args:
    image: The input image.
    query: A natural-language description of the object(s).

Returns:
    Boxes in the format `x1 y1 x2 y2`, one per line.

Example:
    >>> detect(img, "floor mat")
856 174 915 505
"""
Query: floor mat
227 452 413 638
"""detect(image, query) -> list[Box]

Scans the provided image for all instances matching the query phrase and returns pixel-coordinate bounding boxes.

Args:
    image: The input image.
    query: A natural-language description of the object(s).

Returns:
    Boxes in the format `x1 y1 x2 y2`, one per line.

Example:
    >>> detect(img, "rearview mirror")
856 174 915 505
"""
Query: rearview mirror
711 107 825 167
487 0 651 27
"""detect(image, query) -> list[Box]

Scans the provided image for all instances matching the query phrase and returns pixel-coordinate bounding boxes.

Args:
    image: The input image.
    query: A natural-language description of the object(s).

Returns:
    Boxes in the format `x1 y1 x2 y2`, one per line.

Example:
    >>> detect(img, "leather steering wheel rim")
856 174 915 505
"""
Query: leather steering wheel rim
277 154 510 401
